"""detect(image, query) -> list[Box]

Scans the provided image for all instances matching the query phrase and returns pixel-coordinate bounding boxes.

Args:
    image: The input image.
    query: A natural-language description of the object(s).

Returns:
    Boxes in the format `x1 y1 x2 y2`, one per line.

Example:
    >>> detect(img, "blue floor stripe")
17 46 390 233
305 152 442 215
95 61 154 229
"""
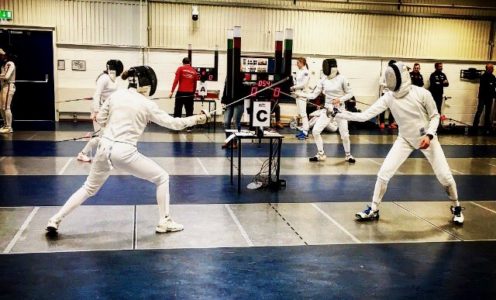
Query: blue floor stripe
54 121 399 135
1 242 495 299
0 175 494 206
1 140 495 158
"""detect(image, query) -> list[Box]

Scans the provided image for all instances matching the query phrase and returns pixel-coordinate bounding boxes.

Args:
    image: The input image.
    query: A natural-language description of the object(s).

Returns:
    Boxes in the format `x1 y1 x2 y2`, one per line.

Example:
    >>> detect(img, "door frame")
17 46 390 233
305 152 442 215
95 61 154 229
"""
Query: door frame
0 25 58 122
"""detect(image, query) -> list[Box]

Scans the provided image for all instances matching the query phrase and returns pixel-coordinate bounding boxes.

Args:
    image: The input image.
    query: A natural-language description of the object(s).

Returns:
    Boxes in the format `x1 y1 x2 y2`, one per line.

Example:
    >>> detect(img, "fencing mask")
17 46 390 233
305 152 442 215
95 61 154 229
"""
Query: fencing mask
385 61 411 98
385 63 402 92
106 59 124 81
124 65 158 97
322 59 338 79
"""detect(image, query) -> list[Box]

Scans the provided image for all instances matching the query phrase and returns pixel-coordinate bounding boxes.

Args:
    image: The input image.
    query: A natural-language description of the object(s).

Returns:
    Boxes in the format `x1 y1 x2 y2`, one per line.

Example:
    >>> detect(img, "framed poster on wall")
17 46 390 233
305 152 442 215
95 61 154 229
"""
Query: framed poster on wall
57 59 65 70
71 60 86 71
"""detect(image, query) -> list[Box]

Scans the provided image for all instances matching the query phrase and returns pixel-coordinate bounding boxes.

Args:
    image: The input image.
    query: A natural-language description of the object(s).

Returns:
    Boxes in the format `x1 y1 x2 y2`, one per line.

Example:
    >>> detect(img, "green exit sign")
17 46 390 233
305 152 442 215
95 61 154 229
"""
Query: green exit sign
0 10 12 20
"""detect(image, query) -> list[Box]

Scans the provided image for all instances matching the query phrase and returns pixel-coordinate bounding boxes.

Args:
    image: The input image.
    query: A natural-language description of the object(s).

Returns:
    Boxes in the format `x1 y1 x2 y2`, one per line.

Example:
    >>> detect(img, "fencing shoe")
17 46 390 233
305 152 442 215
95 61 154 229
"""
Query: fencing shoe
46 218 61 233
345 154 356 163
0 127 13 133
296 131 308 140
355 206 379 220
77 152 91 162
451 206 464 225
309 151 326 162
156 217 184 233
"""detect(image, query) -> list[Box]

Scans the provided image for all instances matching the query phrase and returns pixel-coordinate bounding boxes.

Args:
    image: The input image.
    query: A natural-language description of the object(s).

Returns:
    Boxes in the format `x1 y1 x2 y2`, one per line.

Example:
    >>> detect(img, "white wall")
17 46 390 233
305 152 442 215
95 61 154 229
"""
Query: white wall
1 0 491 124
56 46 483 124
56 47 227 118
57 47 141 116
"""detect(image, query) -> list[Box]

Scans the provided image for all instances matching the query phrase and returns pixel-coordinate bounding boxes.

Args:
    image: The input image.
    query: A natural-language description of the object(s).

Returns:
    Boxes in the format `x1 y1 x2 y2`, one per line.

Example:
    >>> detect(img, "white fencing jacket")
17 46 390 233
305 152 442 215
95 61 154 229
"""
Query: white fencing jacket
293 68 310 92
0 61 16 88
92 73 118 113
336 80 439 149
303 74 353 108
97 88 198 146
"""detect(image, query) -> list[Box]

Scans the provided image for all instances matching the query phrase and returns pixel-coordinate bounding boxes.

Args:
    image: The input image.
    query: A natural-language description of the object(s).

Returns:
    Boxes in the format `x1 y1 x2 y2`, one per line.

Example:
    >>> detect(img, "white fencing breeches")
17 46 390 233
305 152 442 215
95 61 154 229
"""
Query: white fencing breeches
372 136 458 208
296 97 309 132
312 109 351 154
1 84 15 128
80 120 102 156
53 140 171 222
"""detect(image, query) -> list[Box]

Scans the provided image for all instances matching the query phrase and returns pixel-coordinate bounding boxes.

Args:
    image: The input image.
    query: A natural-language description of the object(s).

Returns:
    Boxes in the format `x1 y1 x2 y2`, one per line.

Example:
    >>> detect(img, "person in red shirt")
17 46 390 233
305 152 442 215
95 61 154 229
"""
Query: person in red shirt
169 57 198 118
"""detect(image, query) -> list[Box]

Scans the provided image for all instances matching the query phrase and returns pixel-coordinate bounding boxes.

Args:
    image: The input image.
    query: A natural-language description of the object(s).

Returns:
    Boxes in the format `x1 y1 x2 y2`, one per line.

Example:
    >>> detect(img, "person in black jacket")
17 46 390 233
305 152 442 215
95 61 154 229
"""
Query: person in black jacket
472 64 495 134
428 62 449 115
410 63 424 87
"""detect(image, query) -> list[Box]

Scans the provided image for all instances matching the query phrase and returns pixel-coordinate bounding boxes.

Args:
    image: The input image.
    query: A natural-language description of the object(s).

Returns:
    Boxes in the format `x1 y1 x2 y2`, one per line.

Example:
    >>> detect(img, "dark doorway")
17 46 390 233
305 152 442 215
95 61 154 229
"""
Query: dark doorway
0 28 55 130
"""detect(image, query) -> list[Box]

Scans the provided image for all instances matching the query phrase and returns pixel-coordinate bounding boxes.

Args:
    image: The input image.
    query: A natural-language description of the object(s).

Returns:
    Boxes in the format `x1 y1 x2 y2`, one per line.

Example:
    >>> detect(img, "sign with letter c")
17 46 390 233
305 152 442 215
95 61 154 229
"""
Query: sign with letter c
253 101 271 127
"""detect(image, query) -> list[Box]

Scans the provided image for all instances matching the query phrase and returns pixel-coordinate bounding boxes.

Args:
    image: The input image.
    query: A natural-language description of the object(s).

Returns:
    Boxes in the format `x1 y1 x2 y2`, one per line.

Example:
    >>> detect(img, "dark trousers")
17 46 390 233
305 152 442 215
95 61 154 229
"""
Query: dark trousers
272 103 281 122
173 91 195 118
473 97 494 130
432 94 443 115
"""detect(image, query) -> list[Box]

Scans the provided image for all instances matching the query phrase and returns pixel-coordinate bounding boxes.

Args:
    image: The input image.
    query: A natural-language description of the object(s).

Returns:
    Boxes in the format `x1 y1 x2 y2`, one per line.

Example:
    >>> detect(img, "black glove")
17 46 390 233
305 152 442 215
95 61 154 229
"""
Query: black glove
326 106 341 118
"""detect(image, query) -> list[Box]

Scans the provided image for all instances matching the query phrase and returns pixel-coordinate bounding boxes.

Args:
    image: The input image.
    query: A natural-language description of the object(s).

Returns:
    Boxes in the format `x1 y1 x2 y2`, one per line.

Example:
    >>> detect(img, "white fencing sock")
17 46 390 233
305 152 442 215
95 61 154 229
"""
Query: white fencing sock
314 133 324 153
301 116 309 133
371 179 388 211
445 182 460 206
0 110 5 127
4 109 12 128
342 136 351 154
156 180 170 220
52 188 91 221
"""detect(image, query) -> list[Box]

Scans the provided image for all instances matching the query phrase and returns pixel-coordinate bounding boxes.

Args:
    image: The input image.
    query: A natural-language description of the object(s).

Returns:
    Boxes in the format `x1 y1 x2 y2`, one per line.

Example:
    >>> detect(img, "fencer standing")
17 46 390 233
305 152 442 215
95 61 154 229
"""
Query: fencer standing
333 61 464 224
299 58 356 163
77 60 123 162
291 57 311 140
0 49 16 134
47 66 211 233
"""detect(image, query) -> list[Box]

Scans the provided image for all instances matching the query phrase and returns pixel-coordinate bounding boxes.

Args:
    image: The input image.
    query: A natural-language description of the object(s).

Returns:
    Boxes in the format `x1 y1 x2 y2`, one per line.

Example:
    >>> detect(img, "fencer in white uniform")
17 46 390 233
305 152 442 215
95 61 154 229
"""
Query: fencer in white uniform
0 49 16 134
77 60 123 162
333 61 464 224
299 58 355 163
290 57 311 140
47 66 211 233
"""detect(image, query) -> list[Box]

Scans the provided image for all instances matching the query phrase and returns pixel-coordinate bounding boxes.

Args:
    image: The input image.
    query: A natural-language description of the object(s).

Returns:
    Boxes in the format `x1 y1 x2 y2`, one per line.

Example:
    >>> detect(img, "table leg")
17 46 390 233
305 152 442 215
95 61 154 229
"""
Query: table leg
269 138 273 185
238 138 242 193
230 137 234 185
276 138 282 183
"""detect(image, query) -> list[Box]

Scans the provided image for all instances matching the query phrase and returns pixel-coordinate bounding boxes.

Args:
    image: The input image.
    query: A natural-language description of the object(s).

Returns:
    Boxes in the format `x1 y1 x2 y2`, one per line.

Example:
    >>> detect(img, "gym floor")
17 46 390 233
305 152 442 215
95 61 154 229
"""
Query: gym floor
1 123 495 299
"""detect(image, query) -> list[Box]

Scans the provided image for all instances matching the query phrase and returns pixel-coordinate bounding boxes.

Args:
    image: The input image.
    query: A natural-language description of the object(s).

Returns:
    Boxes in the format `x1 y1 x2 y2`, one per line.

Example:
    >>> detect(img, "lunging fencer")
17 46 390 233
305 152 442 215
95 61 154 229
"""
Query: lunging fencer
290 57 311 140
333 61 464 224
0 49 16 134
77 60 123 162
47 66 211 233
298 58 356 163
